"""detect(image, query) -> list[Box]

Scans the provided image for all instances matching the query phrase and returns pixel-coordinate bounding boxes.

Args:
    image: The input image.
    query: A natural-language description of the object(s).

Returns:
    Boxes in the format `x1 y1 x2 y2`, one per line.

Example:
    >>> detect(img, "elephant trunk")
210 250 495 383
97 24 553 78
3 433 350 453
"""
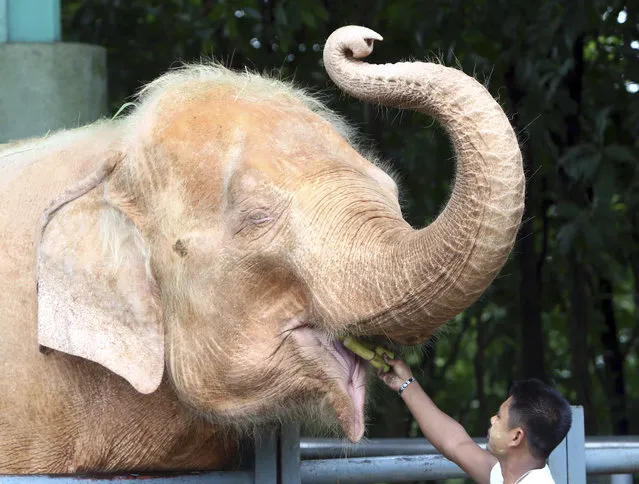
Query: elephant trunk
322 26 525 344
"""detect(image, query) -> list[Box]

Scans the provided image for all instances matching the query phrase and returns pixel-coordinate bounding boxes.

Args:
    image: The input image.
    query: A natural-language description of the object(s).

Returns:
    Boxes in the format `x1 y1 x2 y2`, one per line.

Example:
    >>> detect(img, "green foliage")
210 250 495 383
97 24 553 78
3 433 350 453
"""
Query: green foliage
63 0 638 457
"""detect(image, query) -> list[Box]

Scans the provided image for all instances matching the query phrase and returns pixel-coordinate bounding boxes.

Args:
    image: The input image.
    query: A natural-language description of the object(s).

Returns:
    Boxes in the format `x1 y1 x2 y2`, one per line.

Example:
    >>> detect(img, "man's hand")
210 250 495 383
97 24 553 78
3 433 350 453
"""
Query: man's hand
377 356 414 392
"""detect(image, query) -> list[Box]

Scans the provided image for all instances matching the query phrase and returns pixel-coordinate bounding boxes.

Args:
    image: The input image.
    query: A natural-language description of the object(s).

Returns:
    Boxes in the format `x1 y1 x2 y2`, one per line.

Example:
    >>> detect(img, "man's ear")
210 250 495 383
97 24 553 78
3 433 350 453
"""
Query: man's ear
509 427 525 447
37 155 164 394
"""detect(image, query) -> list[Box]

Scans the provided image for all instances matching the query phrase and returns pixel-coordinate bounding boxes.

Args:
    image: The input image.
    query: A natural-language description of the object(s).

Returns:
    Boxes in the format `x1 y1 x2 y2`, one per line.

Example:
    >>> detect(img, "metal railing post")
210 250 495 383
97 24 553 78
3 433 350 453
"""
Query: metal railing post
567 407 586 483
548 406 586 484
254 431 278 484
280 422 301 484
549 430 569 483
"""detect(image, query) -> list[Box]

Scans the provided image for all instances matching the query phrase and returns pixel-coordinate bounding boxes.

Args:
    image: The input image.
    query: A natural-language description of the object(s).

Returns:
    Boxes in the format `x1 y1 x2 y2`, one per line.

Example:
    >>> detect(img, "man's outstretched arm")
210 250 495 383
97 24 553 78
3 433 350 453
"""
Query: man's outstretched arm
378 358 497 484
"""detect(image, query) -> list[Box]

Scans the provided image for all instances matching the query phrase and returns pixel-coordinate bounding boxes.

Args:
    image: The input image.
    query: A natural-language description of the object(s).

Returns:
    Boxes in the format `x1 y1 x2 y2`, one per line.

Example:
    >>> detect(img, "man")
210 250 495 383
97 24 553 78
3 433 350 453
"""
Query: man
377 357 573 484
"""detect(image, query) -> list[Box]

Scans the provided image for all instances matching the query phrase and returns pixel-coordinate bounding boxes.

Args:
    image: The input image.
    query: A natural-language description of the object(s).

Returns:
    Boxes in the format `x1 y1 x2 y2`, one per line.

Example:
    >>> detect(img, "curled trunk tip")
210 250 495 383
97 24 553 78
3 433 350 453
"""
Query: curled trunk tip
323 26 383 65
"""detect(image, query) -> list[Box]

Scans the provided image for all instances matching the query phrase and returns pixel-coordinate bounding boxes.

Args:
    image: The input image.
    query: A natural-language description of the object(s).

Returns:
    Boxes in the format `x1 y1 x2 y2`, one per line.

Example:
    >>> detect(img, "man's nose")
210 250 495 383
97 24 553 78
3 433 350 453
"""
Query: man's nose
490 415 496 426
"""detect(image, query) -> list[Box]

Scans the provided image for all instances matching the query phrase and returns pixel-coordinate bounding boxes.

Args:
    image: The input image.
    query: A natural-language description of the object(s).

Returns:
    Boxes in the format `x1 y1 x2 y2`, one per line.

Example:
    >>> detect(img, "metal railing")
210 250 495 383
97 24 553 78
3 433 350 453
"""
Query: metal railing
2 407 638 483
299 437 639 483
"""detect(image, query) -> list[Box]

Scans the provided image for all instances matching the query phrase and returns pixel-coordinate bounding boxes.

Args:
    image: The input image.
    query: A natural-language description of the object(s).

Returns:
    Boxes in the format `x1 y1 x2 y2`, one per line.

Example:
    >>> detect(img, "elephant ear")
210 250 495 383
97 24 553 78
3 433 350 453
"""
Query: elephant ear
37 162 164 394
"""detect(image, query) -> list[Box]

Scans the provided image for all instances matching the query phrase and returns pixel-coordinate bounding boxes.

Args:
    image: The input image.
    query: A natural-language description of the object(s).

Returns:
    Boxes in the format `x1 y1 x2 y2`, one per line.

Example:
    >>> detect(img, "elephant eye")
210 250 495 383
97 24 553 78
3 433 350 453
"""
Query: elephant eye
247 209 273 225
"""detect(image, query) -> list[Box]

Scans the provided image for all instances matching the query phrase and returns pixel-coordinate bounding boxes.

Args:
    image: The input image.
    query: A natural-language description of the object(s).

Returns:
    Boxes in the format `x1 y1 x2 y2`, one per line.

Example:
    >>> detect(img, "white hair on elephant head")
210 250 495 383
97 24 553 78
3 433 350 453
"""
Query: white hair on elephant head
122 62 358 149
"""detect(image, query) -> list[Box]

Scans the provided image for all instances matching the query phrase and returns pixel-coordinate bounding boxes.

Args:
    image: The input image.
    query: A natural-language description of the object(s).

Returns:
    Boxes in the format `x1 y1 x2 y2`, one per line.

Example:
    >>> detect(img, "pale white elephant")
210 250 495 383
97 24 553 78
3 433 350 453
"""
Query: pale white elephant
0 26 524 473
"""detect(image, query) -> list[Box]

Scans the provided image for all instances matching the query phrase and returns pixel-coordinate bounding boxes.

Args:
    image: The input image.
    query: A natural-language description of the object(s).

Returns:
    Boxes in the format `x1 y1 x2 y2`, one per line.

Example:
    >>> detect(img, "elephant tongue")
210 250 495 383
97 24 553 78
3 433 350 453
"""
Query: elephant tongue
330 340 367 442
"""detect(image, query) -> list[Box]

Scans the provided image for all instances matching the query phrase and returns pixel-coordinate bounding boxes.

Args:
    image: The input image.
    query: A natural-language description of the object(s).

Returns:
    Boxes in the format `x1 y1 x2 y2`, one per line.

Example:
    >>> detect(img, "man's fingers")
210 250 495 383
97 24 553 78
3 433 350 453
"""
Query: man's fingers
383 355 401 366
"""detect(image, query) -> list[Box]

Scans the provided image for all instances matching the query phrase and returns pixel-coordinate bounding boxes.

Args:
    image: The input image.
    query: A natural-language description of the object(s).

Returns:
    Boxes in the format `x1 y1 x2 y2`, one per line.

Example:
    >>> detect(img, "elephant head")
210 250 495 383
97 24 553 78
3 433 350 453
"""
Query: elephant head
36 26 524 443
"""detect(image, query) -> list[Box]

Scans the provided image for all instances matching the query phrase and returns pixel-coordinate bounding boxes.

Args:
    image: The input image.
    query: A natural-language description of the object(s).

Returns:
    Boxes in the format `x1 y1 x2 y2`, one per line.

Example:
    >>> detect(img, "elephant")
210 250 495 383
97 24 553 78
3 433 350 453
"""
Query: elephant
0 26 524 474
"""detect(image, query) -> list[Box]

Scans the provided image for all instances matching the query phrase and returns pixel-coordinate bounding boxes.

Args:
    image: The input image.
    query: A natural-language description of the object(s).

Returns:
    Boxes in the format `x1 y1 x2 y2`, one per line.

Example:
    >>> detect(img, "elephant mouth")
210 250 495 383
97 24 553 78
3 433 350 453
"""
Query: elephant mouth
289 324 367 442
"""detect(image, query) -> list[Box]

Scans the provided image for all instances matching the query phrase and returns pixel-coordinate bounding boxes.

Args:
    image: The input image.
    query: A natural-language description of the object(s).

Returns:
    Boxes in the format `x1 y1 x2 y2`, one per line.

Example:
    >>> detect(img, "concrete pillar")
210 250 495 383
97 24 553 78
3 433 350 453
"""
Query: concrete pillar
0 0 107 143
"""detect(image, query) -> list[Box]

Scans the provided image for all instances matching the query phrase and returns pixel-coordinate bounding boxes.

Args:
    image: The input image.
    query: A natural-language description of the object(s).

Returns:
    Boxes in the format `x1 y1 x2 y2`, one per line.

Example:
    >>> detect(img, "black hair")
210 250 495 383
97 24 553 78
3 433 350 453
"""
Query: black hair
507 379 572 460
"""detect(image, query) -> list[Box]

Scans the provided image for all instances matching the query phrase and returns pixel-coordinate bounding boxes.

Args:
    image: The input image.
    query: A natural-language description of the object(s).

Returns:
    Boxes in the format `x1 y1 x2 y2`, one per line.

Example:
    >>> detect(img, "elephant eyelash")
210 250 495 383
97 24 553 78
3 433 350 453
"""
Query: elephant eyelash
246 210 274 225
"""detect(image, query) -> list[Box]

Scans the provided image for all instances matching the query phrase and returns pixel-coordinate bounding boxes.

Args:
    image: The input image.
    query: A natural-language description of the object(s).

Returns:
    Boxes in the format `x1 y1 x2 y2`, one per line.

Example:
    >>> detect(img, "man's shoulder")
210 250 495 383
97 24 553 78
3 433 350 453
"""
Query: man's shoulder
523 465 555 483
490 462 503 484
490 463 556 484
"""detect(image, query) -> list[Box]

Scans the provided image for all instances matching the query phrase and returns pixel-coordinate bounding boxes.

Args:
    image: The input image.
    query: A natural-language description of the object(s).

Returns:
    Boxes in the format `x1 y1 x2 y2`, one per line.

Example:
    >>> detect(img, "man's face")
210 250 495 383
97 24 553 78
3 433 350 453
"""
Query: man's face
487 396 515 456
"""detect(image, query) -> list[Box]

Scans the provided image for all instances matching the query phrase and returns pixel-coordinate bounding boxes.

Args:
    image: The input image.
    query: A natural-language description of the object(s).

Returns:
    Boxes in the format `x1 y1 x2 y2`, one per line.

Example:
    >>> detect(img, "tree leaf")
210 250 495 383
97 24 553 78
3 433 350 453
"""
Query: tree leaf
604 144 637 164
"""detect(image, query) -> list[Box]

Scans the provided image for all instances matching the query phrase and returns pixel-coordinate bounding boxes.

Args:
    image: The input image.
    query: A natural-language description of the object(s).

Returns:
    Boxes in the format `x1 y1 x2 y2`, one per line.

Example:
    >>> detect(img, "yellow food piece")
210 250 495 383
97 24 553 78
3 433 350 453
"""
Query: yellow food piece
340 336 393 373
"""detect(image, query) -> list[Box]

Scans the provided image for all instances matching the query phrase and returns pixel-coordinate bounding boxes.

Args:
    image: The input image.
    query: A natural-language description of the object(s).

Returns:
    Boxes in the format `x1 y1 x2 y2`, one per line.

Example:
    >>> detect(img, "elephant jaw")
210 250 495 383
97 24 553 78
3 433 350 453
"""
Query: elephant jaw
291 325 367 442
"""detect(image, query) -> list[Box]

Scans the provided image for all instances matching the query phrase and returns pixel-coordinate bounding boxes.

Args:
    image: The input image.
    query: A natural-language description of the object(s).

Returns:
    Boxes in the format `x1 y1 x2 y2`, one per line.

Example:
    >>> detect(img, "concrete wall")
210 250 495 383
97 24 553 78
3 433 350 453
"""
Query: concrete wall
0 0 107 143
0 43 107 143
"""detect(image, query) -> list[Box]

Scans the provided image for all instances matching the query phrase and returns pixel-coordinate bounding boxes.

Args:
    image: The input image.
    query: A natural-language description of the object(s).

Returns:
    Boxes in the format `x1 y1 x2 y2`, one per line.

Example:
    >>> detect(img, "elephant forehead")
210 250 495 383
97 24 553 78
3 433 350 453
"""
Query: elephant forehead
149 90 364 179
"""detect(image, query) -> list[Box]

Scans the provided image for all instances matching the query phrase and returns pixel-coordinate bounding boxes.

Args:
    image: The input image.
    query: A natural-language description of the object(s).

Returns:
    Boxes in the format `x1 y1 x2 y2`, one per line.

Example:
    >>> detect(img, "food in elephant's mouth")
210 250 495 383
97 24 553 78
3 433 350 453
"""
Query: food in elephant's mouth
288 322 398 441
339 336 395 373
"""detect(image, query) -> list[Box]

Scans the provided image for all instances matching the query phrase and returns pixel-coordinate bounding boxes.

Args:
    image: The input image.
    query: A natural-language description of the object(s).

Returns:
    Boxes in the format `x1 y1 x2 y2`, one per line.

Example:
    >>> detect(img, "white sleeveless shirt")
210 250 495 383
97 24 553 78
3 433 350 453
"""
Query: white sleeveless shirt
490 463 555 484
